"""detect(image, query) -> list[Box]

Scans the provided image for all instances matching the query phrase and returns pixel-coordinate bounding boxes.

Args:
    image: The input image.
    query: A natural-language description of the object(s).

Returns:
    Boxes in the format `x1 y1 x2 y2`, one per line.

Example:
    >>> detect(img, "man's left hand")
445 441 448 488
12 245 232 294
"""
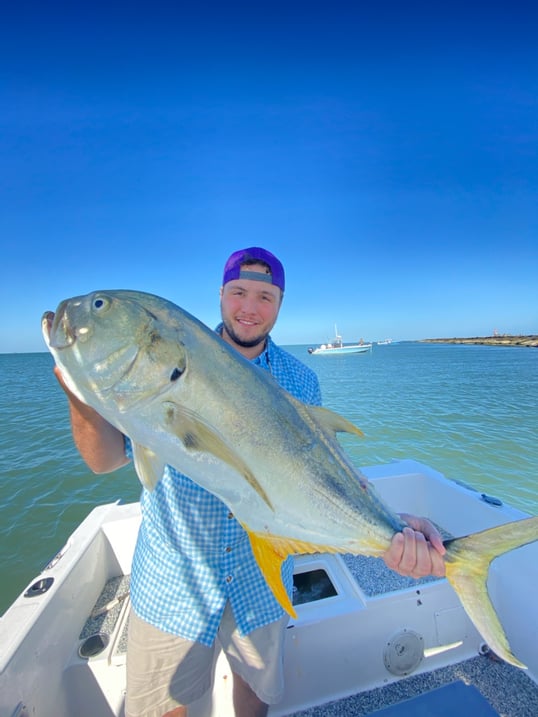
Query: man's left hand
383 513 446 578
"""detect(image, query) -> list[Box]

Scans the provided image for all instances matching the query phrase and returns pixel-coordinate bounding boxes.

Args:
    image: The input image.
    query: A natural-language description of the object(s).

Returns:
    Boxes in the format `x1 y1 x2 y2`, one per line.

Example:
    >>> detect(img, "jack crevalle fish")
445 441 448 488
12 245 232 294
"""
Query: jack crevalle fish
42 289 538 668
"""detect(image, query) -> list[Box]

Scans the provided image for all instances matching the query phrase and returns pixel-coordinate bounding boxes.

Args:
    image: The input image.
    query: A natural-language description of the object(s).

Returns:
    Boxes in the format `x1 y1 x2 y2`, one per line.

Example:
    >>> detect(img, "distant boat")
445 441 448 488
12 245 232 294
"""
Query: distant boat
377 338 393 346
308 327 372 355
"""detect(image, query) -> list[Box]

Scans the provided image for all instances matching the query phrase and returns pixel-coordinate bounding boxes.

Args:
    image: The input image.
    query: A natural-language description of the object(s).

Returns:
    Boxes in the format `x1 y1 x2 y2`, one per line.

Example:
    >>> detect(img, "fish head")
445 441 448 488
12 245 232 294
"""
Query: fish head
42 290 188 410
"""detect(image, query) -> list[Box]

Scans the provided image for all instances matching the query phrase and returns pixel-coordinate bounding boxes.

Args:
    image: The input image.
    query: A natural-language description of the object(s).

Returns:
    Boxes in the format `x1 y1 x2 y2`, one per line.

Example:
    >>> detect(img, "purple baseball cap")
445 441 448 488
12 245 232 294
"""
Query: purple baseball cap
222 247 285 292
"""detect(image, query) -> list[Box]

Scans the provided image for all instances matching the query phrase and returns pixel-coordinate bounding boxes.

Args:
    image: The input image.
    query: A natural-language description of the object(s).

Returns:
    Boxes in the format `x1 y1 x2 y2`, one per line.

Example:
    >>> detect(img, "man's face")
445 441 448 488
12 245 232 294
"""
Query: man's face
220 263 282 354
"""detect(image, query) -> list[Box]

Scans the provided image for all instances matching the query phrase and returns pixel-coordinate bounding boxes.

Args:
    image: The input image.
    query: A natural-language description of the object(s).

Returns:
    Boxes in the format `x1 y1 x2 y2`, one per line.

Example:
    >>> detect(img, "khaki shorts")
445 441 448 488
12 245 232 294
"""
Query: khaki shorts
125 604 289 717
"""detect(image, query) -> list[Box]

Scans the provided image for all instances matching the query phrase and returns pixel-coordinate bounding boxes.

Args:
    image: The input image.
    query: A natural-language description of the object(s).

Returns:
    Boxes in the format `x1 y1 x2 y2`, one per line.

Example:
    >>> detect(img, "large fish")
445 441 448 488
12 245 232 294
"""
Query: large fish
42 289 537 668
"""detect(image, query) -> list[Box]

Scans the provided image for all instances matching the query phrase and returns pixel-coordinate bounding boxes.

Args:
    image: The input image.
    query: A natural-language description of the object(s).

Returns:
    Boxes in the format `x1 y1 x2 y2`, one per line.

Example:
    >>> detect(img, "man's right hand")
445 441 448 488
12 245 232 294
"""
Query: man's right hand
53 365 129 474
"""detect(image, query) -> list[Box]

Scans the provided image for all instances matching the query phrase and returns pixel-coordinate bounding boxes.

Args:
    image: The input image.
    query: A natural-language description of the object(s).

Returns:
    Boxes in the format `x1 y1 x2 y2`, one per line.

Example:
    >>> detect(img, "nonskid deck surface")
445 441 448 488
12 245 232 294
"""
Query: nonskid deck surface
80 558 538 717
342 554 439 596
288 656 538 717
80 575 130 649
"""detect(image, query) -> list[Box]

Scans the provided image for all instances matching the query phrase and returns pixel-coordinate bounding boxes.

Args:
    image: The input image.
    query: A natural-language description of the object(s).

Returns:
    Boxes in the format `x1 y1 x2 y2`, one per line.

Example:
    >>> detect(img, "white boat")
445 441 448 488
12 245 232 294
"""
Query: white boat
1 459 537 717
377 339 393 346
308 327 372 355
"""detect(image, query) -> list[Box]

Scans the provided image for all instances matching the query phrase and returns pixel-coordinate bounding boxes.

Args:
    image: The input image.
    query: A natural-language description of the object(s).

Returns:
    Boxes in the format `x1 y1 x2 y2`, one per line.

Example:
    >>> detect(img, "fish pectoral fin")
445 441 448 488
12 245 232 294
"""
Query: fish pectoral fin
132 443 165 491
305 404 364 439
245 529 297 619
163 401 273 511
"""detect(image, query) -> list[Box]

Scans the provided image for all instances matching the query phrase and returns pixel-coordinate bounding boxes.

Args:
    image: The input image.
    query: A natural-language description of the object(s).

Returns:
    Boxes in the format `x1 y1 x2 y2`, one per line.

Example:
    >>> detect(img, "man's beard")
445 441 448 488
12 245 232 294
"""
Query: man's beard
222 318 268 349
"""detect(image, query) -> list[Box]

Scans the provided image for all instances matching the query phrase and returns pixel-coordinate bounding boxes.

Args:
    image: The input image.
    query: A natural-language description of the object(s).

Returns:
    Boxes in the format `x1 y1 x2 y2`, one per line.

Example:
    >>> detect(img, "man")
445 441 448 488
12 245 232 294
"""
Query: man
54 247 445 717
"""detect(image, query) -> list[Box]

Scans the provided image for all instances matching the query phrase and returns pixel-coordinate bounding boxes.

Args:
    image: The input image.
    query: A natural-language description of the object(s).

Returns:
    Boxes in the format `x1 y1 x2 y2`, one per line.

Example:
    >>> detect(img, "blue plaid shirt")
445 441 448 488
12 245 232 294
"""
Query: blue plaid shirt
129 335 321 645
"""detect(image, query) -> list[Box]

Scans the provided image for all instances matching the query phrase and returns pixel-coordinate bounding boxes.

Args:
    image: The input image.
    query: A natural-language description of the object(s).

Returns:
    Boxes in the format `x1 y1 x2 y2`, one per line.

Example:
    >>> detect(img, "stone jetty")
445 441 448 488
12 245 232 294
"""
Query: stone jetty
421 335 538 347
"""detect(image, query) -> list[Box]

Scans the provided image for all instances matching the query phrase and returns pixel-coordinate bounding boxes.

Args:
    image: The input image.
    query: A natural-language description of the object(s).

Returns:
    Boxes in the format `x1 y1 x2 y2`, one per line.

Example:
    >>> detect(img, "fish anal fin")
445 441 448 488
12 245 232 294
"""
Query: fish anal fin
163 401 273 511
132 443 165 491
244 528 342 619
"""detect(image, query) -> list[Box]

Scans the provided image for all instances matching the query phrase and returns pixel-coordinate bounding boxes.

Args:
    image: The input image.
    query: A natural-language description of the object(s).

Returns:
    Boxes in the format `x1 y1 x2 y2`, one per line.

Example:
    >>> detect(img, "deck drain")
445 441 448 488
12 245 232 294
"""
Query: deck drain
79 632 109 659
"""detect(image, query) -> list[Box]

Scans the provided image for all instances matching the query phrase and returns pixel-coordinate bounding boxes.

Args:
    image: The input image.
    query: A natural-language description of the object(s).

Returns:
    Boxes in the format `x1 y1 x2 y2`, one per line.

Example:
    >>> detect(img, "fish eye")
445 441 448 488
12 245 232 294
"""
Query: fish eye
92 296 111 313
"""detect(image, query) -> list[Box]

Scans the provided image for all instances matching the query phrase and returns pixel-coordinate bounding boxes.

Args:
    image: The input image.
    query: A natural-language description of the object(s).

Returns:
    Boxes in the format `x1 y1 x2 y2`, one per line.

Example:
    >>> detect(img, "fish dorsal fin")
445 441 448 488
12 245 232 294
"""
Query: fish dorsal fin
163 400 273 511
305 404 364 439
132 443 166 491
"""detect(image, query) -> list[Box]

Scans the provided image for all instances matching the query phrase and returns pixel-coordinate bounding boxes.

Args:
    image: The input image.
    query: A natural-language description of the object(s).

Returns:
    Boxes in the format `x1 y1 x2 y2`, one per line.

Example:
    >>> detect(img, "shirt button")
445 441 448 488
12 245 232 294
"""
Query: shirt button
227 512 234 519
226 575 233 583
225 546 232 553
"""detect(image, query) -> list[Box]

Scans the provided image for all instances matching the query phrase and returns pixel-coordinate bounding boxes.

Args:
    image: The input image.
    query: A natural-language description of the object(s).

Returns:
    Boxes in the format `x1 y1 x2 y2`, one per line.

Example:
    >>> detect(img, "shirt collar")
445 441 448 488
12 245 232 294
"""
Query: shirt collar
215 323 272 369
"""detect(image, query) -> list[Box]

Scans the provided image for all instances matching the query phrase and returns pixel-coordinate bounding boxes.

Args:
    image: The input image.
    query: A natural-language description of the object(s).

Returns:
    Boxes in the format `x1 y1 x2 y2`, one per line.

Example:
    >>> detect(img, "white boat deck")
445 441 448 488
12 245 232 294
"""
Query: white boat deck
290 657 537 716
70 553 538 717
1 460 537 717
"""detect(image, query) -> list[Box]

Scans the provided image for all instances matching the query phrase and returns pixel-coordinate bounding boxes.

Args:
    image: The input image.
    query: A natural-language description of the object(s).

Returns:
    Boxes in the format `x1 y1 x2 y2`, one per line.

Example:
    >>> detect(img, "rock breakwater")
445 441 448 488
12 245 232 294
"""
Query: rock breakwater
421 335 538 347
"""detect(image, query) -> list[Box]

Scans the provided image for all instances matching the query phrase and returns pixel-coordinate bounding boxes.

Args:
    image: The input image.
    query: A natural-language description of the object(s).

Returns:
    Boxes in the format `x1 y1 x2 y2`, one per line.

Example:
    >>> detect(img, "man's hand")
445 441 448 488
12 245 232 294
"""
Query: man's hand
53 365 129 474
383 513 446 578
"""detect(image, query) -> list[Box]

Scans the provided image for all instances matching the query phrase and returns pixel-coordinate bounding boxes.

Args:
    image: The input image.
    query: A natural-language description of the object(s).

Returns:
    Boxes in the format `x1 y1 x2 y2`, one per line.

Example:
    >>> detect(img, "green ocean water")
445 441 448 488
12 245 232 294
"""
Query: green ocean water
0 343 536 615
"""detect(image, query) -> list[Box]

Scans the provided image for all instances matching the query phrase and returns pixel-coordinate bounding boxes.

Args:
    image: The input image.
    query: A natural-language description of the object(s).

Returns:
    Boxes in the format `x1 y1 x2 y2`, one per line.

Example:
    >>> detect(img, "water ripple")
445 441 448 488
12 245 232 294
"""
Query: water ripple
0 345 536 614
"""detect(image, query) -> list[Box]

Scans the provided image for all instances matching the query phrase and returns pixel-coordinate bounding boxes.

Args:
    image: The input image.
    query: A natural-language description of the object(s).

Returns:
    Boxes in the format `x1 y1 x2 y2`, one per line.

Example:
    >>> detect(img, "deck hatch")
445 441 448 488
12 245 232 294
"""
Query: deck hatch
292 568 338 605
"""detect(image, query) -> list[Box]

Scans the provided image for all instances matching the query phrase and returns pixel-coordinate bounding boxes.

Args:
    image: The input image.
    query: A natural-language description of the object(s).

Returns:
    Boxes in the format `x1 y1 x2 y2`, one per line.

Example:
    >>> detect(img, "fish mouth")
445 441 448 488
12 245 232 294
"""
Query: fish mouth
41 302 77 349
41 311 54 342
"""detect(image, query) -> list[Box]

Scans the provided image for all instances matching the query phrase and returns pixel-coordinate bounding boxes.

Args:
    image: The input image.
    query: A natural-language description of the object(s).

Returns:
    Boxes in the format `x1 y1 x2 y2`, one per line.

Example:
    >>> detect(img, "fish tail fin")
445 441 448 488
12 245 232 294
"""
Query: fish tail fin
445 516 538 668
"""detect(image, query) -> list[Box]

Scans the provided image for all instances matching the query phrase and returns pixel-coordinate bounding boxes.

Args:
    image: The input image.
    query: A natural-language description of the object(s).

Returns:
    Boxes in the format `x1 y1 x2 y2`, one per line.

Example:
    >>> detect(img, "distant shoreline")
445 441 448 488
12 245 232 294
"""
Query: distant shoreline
421 335 538 348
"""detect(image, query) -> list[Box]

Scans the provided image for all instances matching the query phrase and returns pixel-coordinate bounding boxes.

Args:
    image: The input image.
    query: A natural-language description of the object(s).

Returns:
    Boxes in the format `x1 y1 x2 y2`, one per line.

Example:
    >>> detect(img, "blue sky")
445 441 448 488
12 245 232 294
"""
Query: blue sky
2 2 537 352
